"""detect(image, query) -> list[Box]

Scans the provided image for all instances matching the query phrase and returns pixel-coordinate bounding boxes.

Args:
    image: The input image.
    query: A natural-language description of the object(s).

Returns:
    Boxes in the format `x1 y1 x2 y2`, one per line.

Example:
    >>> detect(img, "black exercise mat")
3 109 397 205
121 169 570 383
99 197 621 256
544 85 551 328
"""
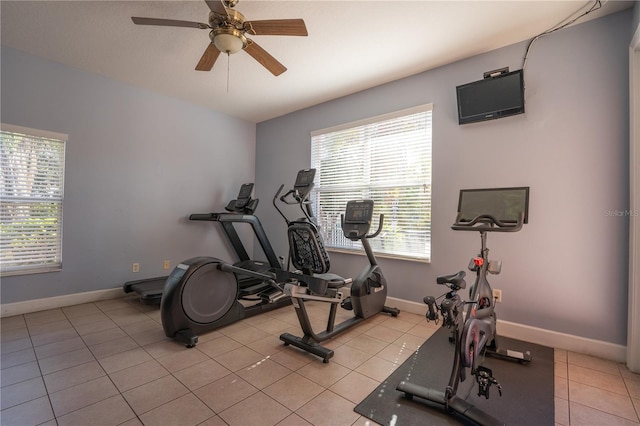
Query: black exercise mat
355 327 554 425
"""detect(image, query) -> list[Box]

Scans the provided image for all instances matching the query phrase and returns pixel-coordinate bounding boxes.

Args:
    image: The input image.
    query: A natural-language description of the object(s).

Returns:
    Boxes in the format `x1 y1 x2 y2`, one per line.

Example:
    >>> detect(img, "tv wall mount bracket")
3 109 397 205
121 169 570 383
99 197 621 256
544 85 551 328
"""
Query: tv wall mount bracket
483 67 510 79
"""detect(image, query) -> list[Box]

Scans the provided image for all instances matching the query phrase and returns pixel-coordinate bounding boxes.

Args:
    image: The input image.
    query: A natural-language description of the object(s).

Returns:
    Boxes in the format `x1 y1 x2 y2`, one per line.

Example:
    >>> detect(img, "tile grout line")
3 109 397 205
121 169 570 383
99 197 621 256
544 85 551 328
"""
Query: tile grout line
3 299 640 426
74 303 141 425
25 310 59 425
620 363 640 423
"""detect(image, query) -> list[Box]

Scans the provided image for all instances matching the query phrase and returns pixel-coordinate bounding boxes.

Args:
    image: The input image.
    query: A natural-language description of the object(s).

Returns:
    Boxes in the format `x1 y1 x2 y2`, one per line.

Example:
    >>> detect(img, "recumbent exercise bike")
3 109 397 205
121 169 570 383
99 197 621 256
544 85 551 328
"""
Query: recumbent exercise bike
397 187 531 426
274 169 400 363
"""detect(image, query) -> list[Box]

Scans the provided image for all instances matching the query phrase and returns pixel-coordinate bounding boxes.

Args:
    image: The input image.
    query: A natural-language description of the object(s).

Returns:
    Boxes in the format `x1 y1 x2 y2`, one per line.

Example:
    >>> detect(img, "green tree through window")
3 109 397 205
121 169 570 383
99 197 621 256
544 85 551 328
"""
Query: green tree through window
1 124 66 276
310 104 432 261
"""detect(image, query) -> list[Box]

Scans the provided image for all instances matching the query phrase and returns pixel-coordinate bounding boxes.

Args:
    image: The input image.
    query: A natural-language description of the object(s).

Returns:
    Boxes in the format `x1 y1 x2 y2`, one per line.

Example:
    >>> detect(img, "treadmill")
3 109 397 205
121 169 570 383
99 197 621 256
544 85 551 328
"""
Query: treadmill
123 183 282 304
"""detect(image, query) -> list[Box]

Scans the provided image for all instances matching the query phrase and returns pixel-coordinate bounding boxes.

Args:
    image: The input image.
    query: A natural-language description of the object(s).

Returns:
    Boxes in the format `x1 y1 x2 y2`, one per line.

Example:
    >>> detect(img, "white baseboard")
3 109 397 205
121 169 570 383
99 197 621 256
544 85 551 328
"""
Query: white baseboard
386 296 627 364
1 291 627 364
496 320 627 363
386 296 429 316
1 288 125 317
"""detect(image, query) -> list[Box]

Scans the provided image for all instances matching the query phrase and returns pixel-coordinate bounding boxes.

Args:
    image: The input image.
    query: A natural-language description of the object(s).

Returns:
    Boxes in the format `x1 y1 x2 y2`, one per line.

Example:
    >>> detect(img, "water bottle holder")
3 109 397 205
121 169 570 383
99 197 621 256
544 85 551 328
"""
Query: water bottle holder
487 260 502 274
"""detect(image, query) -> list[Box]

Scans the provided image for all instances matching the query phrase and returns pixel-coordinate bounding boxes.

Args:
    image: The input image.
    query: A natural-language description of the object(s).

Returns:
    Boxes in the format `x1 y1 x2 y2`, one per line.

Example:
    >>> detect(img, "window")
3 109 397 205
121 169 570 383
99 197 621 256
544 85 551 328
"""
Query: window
310 104 432 262
1 124 66 276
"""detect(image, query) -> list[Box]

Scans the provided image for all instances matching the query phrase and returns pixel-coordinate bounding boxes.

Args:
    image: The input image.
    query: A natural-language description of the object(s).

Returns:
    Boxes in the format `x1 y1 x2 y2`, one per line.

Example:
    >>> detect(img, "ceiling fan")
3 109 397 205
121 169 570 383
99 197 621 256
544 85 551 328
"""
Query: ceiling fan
131 0 308 76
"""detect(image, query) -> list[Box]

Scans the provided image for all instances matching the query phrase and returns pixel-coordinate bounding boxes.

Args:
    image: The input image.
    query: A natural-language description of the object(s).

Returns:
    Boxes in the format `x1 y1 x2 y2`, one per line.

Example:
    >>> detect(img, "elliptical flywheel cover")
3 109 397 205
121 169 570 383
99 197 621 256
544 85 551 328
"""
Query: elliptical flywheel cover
180 260 238 324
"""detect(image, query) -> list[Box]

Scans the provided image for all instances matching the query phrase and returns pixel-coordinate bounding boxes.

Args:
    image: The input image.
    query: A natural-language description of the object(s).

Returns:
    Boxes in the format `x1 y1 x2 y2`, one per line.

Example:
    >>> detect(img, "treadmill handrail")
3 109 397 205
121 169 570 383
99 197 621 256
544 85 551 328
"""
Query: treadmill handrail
188 212 282 269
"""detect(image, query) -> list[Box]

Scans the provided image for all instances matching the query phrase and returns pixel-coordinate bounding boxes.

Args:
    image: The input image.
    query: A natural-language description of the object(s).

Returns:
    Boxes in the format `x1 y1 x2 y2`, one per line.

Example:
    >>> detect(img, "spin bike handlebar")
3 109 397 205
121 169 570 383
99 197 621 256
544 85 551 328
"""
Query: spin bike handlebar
451 212 524 232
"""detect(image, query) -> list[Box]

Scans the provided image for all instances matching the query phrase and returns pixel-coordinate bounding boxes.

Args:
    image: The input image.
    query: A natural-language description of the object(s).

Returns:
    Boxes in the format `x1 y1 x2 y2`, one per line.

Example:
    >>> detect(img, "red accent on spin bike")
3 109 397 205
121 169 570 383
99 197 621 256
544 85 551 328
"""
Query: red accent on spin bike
473 257 484 266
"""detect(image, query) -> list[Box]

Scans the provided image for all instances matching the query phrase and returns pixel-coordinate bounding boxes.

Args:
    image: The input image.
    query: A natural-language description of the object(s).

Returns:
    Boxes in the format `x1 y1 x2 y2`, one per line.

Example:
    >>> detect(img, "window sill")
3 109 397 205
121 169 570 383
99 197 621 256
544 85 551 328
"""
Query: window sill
326 247 430 263
1 266 62 278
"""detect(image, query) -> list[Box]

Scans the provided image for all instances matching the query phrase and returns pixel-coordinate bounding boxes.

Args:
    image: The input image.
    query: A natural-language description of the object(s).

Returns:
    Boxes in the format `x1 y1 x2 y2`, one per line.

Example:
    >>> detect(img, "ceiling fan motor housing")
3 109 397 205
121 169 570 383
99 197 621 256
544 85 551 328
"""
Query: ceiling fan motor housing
209 8 249 53
209 9 246 31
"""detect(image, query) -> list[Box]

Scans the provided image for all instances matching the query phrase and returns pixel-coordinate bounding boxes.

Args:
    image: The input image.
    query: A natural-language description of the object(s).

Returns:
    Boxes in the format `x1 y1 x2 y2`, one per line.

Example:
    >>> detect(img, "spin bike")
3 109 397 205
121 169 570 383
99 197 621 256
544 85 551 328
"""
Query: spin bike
274 169 400 363
397 212 531 426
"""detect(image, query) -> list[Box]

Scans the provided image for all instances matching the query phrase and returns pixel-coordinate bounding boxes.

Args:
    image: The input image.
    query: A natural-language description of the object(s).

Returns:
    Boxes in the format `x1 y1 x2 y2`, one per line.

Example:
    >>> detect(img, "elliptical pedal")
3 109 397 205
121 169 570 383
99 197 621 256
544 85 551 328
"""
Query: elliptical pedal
260 287 288 304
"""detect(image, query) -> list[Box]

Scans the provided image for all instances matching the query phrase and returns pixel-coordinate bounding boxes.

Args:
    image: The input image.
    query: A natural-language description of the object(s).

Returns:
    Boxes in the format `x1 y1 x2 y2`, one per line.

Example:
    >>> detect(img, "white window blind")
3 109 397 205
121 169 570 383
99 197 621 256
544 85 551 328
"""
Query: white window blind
310 104 432 261
1 124 66 276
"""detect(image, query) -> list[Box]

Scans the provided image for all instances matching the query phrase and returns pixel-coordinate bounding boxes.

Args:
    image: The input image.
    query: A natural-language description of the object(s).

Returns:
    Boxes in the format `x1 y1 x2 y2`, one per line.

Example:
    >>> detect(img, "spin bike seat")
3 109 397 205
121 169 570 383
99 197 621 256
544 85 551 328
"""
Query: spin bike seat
436 271 467 289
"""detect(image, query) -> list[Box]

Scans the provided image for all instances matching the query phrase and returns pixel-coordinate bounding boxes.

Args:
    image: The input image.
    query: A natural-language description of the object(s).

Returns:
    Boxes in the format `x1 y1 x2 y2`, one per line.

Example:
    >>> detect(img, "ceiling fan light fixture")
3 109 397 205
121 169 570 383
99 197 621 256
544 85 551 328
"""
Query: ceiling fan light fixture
212 27 246 54
133 0 307 76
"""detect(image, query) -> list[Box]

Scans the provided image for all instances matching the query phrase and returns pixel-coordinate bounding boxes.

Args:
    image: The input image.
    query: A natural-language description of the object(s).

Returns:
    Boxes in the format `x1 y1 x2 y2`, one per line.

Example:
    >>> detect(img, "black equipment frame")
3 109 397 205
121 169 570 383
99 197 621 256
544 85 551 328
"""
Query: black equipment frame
397 187 531 426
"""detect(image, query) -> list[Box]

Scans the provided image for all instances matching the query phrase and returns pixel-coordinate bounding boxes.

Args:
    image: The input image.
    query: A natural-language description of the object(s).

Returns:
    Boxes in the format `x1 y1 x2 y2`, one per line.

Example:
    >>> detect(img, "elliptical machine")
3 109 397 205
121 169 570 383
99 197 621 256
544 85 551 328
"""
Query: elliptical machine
160 183 290 347
123 183 279 305
275 169 399 363
397 186 531 426
188 183 284 299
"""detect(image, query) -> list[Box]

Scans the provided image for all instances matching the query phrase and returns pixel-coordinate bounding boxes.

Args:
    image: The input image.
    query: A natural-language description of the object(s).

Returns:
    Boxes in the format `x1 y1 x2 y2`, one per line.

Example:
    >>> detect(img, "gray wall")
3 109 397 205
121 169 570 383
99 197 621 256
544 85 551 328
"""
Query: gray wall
1 46 257 304
256 10 633 345
634 0 640 35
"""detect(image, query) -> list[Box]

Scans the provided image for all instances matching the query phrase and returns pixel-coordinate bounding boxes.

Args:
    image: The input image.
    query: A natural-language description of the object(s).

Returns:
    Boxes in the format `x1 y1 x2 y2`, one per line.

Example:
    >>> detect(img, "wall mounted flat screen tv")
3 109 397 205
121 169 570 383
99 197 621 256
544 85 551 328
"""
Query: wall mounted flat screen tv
456 69 525 125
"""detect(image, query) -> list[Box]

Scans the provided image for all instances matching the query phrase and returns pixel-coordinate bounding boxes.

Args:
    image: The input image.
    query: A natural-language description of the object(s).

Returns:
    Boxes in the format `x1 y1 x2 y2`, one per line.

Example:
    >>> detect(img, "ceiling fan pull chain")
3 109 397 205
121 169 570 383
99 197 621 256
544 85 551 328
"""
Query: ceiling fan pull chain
227 53 231 93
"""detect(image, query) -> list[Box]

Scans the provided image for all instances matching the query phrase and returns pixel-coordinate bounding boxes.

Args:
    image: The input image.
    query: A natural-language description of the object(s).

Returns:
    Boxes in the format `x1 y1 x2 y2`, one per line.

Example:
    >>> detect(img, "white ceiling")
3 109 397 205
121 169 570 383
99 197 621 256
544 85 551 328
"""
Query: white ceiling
0 1 633 123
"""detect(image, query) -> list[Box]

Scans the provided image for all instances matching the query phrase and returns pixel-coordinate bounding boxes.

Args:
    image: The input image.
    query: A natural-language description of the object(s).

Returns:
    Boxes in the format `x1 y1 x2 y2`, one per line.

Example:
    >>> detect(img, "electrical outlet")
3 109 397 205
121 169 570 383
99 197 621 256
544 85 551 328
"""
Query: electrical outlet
132 263 140 273
163 260 170 270
492 289 502 303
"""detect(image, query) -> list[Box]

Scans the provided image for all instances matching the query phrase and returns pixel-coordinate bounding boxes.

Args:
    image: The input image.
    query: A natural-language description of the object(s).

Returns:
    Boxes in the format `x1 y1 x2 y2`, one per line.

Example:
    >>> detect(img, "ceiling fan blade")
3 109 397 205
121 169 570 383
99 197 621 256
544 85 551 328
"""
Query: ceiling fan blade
205 0 228 17
131 17 209 29
245 19 308 36
195 43 221 71
244 39 287 76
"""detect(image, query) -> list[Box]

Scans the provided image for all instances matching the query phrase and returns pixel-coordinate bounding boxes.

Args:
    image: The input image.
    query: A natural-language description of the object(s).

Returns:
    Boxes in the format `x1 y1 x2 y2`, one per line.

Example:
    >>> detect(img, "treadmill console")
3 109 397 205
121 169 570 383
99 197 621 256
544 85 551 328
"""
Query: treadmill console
225 183 259 214
237 183 253 201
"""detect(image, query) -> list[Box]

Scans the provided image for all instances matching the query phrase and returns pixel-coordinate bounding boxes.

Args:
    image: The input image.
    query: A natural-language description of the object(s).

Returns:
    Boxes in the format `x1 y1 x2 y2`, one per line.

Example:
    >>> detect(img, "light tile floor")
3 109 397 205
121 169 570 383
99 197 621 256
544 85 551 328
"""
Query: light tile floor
1 295 639 426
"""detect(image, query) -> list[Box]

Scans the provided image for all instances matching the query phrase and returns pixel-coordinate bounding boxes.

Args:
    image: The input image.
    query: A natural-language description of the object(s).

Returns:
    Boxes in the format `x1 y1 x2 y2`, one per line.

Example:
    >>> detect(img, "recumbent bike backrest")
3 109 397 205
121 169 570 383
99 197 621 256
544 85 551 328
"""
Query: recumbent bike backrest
287 220 331 276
